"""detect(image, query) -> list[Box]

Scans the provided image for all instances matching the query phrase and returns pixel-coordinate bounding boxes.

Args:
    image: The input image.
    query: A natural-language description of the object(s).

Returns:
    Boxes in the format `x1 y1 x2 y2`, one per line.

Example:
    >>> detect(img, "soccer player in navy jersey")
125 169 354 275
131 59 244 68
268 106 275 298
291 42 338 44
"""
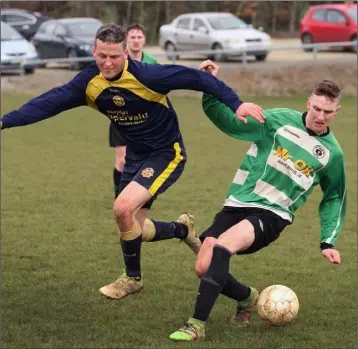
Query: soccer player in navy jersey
1 24 265 301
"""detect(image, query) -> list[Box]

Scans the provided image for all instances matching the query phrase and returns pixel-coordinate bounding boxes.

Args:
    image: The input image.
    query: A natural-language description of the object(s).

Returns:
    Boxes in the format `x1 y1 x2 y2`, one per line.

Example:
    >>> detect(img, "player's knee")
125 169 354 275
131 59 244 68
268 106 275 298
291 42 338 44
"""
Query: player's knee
113 197 133 222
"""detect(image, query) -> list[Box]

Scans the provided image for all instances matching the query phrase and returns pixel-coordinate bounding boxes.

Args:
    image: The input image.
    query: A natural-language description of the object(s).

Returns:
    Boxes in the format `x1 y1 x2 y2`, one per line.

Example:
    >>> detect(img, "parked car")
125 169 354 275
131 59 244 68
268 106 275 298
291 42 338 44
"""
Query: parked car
32 17 103 70
0 8 51 40
299 3 357 52
1 21 39 74
159 12 271 61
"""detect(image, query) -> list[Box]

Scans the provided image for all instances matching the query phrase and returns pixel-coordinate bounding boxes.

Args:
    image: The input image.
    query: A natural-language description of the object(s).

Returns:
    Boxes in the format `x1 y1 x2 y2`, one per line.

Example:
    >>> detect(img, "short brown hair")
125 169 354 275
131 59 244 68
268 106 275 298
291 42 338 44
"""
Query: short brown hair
312 80 341 101
126 23 146 36
95 24 126 44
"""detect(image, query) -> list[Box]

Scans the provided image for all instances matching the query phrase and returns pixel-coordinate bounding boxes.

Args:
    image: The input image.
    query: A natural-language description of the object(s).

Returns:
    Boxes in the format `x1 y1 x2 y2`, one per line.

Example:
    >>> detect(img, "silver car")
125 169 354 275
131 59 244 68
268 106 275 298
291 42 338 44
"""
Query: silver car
159 12 272 61
1 21 39 74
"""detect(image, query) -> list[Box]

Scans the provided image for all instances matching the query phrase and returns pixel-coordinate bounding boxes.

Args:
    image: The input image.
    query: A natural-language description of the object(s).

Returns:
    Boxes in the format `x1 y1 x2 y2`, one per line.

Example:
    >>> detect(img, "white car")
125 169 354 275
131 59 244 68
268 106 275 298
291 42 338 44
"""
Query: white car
159 12 272 61
1 21 39 74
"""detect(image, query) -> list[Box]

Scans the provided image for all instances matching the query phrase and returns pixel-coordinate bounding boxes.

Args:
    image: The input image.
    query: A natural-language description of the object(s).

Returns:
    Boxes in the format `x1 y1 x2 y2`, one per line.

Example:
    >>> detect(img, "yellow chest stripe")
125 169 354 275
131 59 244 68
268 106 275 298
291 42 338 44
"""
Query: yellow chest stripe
85 60 168 109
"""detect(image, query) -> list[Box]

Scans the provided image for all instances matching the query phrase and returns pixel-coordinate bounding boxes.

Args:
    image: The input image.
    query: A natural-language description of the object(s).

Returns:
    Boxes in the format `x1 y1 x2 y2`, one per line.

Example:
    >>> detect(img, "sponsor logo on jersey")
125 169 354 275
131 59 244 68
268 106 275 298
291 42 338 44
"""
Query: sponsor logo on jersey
141 168 155 178
274 146 313 177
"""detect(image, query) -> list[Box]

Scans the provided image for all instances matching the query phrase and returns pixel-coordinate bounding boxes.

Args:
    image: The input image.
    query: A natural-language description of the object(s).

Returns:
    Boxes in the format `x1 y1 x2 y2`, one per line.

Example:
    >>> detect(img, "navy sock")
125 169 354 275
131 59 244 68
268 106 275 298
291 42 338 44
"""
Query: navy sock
120 235 142 278
221 273 250 302
193 245 232 321
150 220 188 241
113 168 122 199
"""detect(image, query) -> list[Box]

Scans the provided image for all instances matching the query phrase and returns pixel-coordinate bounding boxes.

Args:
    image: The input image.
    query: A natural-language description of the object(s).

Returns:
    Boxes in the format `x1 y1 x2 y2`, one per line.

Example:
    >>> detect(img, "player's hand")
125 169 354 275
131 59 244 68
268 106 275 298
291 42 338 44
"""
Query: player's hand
236 103 265 124
199 60 218 76
321 248 341 264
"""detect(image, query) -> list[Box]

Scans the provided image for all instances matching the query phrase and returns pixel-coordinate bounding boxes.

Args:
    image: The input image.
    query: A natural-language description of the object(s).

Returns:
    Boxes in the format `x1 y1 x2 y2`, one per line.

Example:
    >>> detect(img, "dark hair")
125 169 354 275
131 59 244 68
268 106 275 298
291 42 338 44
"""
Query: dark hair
95 24 126 44
126 23 146 36
313 80 341 101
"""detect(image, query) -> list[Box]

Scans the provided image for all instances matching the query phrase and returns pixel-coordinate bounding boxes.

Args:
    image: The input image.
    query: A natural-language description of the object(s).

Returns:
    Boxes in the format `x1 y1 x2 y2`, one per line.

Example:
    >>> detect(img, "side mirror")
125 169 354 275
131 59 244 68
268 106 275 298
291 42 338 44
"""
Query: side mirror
257 26 264 32
198 26 208 34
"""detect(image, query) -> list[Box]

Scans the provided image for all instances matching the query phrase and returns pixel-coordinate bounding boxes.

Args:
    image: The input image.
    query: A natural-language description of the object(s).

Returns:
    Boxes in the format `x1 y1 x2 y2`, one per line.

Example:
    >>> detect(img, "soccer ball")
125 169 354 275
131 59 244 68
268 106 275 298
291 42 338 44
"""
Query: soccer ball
257 285 299 326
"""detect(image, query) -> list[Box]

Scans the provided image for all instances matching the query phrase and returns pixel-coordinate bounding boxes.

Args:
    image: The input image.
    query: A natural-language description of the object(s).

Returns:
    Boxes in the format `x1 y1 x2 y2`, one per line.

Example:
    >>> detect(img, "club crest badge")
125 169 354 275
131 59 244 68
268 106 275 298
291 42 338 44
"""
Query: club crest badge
312 145 325 159
113 95 125 107
141 168 155 178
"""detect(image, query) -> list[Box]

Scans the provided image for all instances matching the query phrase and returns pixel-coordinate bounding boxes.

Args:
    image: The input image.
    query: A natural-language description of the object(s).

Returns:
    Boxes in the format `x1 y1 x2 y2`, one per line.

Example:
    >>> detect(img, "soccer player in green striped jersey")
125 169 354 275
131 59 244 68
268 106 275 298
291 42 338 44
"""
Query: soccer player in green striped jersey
169 60 346 341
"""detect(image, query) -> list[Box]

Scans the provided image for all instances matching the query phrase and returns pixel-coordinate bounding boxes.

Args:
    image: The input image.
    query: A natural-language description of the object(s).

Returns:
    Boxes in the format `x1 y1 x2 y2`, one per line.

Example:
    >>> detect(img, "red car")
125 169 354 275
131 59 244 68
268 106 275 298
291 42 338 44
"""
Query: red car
299 3 357 52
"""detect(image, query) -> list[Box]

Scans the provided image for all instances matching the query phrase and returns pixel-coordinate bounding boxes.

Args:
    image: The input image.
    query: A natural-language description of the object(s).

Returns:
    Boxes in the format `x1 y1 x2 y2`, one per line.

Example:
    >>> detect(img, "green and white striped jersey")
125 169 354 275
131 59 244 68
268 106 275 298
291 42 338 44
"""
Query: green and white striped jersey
202 94 346 246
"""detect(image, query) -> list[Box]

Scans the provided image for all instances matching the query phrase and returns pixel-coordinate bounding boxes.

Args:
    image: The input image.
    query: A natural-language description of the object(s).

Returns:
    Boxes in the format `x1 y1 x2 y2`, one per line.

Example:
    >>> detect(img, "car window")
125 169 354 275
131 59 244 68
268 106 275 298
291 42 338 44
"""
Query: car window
207 15 248 30
1 22 23 40
326 10 346 24
67 21 102 36
54 24 67 36
3 13 35 25
311 9 326 21
176 18 191 30
346 8 357 22
193 18 207 31
39 21 56 34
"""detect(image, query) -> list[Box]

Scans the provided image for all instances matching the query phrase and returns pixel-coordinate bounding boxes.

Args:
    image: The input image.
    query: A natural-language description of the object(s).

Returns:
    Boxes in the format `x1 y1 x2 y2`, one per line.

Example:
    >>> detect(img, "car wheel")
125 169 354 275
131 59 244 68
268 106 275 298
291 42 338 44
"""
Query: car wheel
24 68 35 74
255 54 267 61
209 43 224 61
165 42 179 60
301 33 314 52
68 49 80 70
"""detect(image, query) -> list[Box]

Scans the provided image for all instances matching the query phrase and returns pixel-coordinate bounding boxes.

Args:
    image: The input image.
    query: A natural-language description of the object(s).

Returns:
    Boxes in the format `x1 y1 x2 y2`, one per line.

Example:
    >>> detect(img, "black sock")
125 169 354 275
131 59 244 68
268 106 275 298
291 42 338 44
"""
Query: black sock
120 235 142 278
150 220 188 241
221 273 250 302
193 245 232 321
113 168 122 199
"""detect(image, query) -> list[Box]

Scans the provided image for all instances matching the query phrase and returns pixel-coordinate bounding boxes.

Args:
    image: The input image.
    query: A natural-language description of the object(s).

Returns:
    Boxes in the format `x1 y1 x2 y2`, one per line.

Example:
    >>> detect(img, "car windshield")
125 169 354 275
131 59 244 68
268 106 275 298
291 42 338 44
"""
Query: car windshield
1 22 23 41
207 15 248 30
67 21 102 36
346 8 357 22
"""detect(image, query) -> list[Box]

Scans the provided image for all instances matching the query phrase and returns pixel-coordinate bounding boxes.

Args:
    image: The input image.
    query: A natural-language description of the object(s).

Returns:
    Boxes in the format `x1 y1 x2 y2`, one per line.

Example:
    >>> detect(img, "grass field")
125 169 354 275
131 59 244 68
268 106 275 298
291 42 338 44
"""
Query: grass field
1 91 356 349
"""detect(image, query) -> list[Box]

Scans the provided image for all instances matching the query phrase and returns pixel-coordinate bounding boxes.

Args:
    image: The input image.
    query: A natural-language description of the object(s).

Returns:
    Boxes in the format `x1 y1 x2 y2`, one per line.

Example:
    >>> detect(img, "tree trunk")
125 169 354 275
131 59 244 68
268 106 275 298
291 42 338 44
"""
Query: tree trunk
289 1 297 33
271 2 278 33
138 1 145 25
150 1 161 44
125 1 133 27
165 1 171 23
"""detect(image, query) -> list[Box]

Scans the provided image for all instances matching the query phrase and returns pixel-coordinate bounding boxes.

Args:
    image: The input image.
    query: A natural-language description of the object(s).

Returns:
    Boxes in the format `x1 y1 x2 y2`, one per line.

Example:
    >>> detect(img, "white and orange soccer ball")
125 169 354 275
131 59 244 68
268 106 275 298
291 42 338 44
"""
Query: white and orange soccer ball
257 285 299 326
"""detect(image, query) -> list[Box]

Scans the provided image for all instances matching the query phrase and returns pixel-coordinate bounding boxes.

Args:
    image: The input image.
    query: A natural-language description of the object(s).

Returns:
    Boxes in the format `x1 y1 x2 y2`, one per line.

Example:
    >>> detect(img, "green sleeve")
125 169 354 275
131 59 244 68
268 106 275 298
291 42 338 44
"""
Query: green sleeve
202 93 265 142
318 152 347 246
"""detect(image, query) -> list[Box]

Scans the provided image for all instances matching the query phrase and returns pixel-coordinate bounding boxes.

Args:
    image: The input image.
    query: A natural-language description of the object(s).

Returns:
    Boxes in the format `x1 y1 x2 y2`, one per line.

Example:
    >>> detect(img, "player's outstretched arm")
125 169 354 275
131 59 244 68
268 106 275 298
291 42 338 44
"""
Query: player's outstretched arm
1 71 90 130
199 60 264 125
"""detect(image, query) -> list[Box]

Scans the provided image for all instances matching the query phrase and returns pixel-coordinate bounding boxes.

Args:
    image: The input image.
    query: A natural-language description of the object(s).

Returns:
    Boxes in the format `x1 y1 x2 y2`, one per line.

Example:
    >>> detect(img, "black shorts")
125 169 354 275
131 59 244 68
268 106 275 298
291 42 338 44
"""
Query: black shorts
118 141 186 209
200 206 291 254
109 122 126 147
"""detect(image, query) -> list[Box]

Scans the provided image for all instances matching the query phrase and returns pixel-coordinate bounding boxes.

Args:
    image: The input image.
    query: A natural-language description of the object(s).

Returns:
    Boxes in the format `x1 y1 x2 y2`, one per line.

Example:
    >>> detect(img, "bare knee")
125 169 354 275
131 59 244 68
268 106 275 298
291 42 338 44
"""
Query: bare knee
113 197 133 222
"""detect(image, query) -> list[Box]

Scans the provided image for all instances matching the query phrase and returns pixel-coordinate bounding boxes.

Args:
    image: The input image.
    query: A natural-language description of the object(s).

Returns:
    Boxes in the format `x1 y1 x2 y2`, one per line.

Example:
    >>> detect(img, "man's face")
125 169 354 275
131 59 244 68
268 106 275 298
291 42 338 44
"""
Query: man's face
93 39 127 80
126 29 145 53
306 94 340 134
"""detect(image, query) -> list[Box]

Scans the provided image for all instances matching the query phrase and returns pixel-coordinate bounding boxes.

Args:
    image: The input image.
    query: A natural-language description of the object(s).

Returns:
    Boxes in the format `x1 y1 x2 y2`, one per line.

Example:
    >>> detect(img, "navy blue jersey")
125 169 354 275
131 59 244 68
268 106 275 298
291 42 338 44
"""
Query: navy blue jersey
1 58 242 156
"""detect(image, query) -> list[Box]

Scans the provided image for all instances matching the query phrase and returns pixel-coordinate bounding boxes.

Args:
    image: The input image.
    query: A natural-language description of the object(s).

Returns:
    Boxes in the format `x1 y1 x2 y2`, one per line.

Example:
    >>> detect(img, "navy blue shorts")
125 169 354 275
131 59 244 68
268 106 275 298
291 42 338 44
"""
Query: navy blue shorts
118 142 186 209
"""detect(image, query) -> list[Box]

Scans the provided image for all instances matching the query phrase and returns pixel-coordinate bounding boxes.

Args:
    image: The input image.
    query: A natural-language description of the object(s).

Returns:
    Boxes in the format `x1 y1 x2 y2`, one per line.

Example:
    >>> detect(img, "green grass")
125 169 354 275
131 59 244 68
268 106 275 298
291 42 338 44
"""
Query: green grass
1 91 356 349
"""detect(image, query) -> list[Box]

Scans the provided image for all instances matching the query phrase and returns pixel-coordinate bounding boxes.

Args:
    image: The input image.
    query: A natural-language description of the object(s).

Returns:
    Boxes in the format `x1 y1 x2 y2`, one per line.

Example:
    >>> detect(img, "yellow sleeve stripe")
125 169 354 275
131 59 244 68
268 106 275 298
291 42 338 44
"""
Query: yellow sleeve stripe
148 142 184 196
